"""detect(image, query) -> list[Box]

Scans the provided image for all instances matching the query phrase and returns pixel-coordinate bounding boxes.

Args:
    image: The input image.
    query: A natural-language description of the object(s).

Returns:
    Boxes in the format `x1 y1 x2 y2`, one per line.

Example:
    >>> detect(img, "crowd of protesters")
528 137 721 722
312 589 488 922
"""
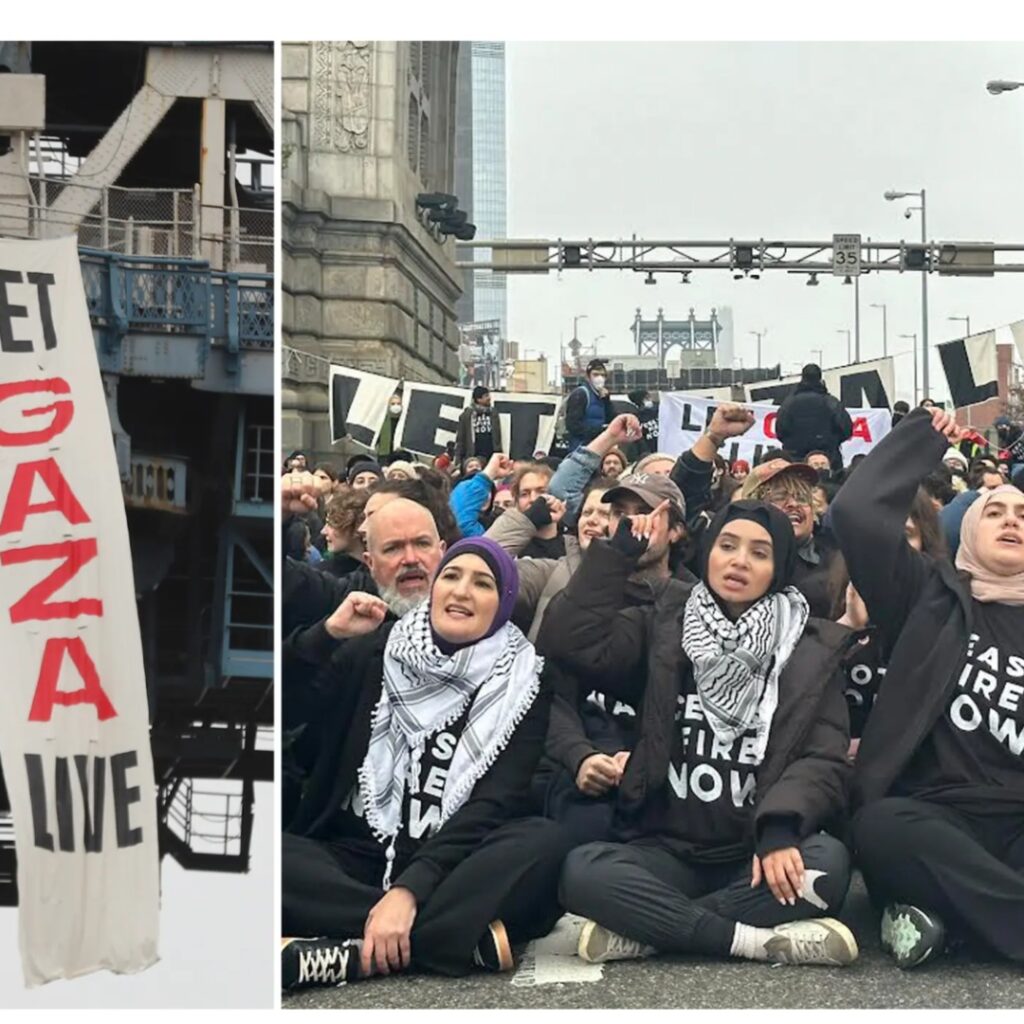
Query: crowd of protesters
280 364 1024 992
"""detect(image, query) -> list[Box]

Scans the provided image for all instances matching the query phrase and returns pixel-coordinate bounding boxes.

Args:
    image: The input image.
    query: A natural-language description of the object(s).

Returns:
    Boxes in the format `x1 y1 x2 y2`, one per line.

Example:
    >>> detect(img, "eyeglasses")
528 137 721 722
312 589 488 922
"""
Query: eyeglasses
764 489 812 508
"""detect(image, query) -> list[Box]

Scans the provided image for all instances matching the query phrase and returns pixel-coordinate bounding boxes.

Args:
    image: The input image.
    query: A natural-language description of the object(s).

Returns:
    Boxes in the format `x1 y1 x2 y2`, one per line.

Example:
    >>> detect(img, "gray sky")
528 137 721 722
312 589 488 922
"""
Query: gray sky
504 42 1024 403
0 784 273 1009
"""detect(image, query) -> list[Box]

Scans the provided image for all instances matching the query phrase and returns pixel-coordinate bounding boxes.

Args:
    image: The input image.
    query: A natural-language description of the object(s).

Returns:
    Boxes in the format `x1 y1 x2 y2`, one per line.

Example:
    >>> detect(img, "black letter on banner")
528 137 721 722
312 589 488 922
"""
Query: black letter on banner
24 753 54 851
76 754 105 853
27 273 58 350
748 383 798 405
679 403 703 433
839 370 891 410
401 389 463 456
112 751 143 848
331 372 376 447
55 756 75 852
0 270 32 353
492 399 558 459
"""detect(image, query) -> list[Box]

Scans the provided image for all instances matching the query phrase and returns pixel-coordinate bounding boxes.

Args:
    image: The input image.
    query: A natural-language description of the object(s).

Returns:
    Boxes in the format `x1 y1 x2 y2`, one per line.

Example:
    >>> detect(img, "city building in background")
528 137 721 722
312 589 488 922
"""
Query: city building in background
466 42 508 338
280 41 464 462
632 307 721 370
0 41 274 900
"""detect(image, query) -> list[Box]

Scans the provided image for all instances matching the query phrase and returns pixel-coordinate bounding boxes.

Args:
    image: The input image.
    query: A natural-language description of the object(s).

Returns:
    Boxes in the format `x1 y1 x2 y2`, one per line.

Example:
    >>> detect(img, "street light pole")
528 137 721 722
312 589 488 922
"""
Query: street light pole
812 348 823 368
900 333 918 405
884 187 929 398
854 276 861 362
870 303 888 357
749 329 766 368
948 315 971 339
837 329 851 365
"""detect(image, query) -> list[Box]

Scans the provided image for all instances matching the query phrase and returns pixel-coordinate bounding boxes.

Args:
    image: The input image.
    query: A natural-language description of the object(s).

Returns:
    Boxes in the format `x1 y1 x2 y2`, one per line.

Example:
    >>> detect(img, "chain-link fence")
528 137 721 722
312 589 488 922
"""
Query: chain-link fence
14 175 272 272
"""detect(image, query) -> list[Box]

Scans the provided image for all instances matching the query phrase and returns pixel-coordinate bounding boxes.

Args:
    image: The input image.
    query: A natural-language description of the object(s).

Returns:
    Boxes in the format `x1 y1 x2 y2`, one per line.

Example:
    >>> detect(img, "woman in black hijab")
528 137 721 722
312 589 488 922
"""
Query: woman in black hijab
541 500 858 968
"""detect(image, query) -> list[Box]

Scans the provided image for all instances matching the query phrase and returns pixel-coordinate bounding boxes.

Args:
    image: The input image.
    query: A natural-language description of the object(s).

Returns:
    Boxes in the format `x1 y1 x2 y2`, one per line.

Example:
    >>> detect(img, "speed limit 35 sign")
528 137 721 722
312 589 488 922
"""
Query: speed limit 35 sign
832 234 862 276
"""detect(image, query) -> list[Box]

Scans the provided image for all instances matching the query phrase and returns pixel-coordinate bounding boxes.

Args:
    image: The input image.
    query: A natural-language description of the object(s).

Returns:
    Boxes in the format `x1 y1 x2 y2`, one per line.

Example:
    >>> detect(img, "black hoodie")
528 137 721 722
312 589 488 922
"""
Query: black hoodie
775 380 854 459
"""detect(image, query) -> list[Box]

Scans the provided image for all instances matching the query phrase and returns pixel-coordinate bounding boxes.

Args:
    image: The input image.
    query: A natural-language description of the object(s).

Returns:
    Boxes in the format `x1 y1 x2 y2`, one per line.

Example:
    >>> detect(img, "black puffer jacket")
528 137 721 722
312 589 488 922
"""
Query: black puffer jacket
776 381 853 459
537 538 855 855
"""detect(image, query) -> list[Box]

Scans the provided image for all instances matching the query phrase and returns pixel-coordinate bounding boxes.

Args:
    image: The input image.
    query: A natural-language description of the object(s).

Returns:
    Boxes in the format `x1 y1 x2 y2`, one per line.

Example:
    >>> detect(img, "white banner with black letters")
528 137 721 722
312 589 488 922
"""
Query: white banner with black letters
395 382 560 460
659 393 891 467
329 365 401 449
0 237 159 985
746 357 896 409
938 332 999 409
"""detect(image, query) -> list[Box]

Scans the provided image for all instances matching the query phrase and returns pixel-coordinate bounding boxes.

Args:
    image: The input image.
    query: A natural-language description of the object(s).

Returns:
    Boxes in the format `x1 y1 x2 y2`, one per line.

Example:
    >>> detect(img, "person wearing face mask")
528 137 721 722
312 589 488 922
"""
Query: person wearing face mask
833 406 1024 971
282 538 572 990
455 386 504 466
565 359 615 452
539 500 858 967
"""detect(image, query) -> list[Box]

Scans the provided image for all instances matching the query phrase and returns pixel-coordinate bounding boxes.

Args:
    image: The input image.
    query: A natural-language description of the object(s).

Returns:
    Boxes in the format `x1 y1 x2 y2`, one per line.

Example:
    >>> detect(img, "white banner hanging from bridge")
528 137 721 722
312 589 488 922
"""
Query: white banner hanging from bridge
659 393 891 467
0 237 159 986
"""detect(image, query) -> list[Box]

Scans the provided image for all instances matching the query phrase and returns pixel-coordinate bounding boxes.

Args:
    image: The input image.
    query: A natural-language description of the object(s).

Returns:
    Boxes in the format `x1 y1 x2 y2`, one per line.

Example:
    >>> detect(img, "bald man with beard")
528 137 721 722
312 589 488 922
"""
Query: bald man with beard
283 489 447 826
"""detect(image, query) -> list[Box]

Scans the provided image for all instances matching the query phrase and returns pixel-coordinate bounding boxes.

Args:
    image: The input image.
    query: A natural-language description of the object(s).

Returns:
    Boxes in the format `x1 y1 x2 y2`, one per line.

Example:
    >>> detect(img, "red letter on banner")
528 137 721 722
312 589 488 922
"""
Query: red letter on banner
0 539 103 623
0 458 91 535
851 416 872 442
763 412 778 439
0 378 74 446
28 637 117 721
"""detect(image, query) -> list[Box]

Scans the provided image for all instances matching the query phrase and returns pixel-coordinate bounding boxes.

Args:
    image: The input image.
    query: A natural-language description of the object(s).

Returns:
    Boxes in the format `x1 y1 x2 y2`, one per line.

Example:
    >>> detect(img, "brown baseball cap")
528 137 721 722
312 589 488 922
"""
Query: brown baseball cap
602 472 686 519
749 458 819 488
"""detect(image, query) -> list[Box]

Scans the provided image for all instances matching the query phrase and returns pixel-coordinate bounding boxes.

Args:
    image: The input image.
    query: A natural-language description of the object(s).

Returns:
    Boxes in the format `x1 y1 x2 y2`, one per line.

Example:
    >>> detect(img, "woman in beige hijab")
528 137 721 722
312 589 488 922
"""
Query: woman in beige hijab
832 405 1024 972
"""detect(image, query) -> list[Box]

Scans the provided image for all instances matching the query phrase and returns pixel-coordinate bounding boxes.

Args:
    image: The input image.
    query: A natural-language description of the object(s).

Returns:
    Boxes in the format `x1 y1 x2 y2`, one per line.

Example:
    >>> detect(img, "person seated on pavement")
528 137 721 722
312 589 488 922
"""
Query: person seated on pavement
539 499 858 968
282 536 572 990
534 472 694 848
832 406 1024 971
827 488 947 759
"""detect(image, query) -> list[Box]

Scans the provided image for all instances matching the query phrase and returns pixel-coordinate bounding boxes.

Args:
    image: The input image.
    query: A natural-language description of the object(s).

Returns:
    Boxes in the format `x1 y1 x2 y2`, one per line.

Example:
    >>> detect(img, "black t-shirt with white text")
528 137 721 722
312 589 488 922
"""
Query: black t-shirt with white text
624 672 759 863
332 703 474 859
897 600 1024 805
843 631 886 740
472 406 495 459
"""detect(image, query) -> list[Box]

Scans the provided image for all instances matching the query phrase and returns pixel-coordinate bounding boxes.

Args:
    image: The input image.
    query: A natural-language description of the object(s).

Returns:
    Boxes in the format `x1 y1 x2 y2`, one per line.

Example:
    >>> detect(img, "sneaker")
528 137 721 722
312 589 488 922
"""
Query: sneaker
472 919 515 972
762 917 859 966
577 920 657 963
282 937 363 991
880 903 945 969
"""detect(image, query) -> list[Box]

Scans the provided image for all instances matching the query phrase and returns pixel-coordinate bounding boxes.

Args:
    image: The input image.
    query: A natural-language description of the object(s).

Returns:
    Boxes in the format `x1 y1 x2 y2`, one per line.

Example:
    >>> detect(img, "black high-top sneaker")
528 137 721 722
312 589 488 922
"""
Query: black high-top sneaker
282 937 364 991
472 920 515 972
880 904 946 969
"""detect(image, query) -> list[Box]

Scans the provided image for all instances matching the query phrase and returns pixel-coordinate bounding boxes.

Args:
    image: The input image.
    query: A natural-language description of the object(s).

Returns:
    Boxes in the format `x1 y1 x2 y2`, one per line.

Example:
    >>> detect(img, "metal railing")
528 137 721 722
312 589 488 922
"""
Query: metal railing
79 249 274 356
2 173 272 271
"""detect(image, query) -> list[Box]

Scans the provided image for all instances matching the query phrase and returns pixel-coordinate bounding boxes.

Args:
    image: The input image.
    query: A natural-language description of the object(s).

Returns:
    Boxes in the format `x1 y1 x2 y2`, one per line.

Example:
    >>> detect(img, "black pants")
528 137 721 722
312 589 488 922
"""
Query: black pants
852 797 1024 962
542 768 617 847
283 817 573 976
559 832 850 956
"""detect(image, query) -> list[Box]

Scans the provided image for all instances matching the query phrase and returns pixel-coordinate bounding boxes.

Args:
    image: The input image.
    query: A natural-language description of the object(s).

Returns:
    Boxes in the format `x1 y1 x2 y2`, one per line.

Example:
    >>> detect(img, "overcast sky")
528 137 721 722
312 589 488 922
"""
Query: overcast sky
0 784 272 1009
504 42 1024 403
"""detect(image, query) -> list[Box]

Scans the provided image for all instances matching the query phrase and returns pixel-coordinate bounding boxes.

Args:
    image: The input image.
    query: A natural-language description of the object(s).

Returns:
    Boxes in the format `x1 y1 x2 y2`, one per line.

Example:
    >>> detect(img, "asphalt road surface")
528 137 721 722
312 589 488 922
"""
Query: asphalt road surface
283 875 1024 1010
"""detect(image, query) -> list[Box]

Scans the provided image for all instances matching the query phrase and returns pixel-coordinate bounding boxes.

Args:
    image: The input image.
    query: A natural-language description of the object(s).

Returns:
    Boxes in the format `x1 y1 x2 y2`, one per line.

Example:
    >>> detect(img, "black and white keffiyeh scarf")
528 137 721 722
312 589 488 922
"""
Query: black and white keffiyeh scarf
358 602 541 885
681 581 809 763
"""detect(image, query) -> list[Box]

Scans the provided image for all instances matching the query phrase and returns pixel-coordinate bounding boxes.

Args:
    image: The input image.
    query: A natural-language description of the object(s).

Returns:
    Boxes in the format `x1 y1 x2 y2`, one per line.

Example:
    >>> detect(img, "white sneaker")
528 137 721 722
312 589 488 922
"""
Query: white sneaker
577 920 657 963
762 917 859 966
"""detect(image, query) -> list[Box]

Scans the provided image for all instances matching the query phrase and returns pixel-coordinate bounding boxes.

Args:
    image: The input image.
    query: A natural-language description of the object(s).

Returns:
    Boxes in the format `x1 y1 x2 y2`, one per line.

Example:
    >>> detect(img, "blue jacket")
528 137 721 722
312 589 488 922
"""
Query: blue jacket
450 473 493 538
939 489 981 559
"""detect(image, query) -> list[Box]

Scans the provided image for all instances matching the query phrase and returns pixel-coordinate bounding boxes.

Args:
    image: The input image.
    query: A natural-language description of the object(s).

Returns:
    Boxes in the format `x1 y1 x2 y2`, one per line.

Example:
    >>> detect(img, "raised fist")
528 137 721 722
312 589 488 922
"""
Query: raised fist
282 471 319 516
484 453 516 480
709 404 756 439
325 592 389 640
